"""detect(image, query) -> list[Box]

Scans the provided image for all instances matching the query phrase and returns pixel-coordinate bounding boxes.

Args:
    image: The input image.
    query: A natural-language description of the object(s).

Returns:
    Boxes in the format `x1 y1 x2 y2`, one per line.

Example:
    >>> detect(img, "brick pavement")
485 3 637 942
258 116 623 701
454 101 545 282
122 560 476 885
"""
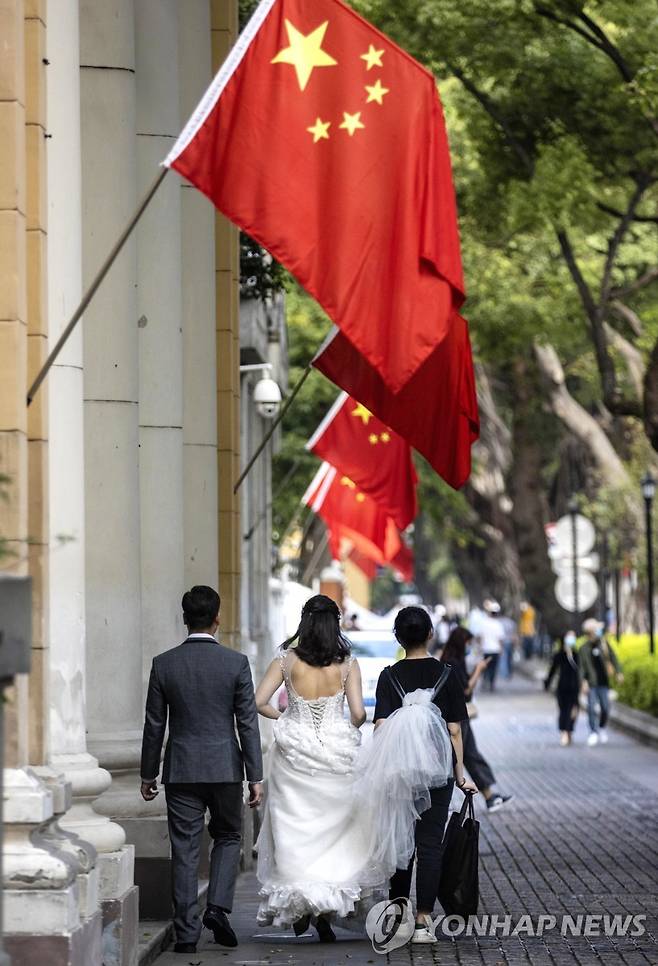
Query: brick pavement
152 677 658 966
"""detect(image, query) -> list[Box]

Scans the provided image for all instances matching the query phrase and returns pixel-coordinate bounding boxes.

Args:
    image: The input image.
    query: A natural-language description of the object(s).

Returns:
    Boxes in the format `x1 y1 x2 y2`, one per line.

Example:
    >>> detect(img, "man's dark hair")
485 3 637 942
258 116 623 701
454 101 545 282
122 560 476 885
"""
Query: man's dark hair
182 585 220 632
394 606 433 649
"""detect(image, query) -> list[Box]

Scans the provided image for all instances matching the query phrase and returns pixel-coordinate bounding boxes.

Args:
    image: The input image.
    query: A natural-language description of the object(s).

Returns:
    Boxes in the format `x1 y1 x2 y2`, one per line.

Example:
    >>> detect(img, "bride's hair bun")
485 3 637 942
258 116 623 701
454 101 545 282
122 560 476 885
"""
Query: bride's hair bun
302 594 340 619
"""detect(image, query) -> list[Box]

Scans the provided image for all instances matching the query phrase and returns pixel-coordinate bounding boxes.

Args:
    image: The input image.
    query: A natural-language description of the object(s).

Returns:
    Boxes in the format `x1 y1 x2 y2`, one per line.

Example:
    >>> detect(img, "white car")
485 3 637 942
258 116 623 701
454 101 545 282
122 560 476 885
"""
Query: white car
347 629 402 718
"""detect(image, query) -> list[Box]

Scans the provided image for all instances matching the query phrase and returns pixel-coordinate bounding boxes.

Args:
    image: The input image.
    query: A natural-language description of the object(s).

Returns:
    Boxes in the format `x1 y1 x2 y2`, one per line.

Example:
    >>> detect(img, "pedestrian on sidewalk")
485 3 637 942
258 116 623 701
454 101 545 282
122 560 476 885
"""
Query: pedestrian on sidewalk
544 631 580 746
519 601 537 659
578 618 623 747
500 612 518 679
139 586 264 955
478 600 505 691
441 627 513 813
371 607 477 945
253 595 374 942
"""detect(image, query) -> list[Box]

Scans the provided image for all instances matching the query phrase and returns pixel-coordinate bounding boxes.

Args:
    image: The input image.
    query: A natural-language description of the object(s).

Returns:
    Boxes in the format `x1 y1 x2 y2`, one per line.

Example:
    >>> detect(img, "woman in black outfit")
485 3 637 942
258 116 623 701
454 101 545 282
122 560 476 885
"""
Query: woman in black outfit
374 607 477 945
544 631 580 746
441 627 513 813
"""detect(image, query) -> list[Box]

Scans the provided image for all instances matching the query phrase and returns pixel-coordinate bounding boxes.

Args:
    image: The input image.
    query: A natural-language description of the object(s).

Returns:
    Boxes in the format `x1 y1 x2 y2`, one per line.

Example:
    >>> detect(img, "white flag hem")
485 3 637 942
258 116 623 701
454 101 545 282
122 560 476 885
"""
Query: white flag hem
163 0 279 168
305 391 349 452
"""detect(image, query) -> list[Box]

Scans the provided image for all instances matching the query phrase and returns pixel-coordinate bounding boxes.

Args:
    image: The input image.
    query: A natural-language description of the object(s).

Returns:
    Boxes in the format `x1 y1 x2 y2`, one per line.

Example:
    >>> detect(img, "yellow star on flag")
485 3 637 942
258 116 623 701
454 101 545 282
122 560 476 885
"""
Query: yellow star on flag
369 433 379 445
340 111 365 136
271 20 337 92
356 493 366 503
365 79 389 105
307 117 331 142
361 44 384 70
341 476 356 488
380 432 391 443
352 403 373 425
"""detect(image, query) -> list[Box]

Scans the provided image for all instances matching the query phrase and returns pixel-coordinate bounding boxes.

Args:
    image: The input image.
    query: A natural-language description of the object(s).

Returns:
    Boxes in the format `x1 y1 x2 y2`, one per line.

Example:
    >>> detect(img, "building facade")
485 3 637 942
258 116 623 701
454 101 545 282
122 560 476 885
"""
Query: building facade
0 2 282 962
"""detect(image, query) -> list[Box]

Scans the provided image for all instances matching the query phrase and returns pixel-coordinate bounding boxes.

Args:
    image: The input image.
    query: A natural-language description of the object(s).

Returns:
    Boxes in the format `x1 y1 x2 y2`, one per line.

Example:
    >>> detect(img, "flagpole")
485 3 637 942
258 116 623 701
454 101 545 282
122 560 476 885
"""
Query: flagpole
234 362 313 493
26 167 169 407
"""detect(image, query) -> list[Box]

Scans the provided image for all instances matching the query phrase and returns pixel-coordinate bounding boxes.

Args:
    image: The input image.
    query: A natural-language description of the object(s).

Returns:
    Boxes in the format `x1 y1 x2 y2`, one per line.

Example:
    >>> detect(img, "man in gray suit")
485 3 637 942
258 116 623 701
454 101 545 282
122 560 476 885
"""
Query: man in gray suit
140 585 263 954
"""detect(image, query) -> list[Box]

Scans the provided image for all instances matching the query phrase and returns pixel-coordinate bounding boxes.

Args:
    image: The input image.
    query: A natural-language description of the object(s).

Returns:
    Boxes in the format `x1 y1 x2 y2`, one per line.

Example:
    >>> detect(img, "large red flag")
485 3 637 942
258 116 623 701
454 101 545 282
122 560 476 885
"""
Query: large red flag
347 546 378 581
165 0 463 392
313 314 479 489
307 392 417 530
391 542 415 583
303 463 401 563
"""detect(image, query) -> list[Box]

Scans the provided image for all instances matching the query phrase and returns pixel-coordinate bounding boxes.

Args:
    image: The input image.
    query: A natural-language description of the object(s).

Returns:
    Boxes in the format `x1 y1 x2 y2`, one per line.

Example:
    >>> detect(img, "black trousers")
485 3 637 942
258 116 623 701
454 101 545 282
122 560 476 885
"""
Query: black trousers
165 782 243 944
389 781 454 913
557 688 579 732
483 653 500 691
461 719 495 790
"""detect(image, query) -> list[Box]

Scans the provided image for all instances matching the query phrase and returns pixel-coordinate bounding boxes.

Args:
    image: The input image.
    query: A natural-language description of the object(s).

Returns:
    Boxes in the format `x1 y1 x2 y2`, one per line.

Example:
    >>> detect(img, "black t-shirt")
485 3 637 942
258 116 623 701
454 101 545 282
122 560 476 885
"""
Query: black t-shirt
374 658 468 723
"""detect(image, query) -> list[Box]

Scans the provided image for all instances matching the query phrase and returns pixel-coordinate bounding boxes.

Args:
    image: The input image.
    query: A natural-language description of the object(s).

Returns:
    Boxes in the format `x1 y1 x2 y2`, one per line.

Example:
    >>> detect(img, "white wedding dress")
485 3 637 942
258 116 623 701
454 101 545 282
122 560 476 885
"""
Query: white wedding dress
256 648 384 926
256 649 454 928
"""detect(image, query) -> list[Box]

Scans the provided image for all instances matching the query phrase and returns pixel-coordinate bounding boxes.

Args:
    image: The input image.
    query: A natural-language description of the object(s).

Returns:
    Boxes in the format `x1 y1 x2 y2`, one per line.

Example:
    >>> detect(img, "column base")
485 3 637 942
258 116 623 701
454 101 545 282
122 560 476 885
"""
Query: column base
102 885 139 966
51 752 127 853
5 908 102 966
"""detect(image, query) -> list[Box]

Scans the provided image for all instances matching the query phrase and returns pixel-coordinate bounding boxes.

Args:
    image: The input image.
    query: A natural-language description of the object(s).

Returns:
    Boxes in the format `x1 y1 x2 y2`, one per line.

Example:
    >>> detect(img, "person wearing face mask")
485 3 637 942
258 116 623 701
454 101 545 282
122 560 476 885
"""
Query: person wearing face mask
578 618 623 747
544 632 581 746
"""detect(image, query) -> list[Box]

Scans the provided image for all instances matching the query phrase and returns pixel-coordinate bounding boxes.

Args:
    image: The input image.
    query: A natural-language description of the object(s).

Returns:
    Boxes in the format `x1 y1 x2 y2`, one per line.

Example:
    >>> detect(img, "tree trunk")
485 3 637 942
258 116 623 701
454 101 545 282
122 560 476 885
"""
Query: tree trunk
534 342 631 489
643 337 658 452
510 356 574 637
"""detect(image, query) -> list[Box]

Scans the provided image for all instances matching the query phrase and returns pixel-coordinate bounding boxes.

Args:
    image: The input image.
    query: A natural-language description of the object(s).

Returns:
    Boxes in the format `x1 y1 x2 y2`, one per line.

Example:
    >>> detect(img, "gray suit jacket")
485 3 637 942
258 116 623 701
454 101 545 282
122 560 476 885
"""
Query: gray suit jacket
140 635 263 784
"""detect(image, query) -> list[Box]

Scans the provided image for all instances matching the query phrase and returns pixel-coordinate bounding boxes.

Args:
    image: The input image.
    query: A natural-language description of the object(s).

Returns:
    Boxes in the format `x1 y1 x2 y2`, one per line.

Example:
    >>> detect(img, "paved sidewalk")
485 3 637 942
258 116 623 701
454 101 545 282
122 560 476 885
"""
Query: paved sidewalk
153 676 658 965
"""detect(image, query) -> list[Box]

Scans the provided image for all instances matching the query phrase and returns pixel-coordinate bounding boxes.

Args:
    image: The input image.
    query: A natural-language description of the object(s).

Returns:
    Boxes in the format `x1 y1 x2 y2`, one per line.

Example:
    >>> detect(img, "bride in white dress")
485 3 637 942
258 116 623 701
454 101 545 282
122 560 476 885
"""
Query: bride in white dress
254 594 384 941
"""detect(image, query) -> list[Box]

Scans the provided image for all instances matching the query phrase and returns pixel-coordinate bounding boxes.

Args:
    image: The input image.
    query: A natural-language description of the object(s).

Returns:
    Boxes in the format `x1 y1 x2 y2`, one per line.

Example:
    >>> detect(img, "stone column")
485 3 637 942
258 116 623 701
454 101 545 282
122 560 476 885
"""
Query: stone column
46 0 126 868
2 4 96 963
114 0 184 920
79 0 140 957
213 0 242 652
181 0 219 590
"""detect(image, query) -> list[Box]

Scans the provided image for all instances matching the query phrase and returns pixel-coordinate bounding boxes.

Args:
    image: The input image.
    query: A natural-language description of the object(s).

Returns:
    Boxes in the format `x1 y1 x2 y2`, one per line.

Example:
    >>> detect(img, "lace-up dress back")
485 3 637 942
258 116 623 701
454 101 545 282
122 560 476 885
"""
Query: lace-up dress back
256 646 382 926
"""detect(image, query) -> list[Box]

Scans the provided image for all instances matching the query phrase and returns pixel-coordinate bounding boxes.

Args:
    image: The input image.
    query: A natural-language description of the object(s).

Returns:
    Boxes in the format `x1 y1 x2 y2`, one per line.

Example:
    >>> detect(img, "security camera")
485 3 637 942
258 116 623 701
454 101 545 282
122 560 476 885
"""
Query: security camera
254 376 282 419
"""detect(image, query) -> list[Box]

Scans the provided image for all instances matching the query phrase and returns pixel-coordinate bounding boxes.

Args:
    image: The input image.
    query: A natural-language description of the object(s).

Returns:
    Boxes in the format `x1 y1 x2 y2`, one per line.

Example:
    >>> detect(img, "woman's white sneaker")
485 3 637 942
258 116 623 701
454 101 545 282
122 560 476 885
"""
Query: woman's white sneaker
411 916 438 944
587 732 599 746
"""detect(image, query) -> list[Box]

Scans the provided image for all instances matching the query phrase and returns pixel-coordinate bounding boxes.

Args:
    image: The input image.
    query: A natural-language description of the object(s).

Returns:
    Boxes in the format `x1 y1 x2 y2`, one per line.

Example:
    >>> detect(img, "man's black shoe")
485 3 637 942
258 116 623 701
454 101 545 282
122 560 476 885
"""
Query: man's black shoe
173 942 197 953
203 905 238 947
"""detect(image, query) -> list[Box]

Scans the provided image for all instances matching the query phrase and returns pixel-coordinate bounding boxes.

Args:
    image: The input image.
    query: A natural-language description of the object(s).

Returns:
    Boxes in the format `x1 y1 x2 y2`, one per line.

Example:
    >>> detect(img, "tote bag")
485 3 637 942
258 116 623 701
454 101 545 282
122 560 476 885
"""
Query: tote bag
437 792 479 916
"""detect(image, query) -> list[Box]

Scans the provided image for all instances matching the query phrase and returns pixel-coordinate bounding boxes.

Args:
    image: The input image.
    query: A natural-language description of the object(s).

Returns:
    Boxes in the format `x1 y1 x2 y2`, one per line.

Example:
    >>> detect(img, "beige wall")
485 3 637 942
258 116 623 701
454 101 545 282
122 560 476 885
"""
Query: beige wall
0 0 49 767
25 0 49 765
212 0 241 649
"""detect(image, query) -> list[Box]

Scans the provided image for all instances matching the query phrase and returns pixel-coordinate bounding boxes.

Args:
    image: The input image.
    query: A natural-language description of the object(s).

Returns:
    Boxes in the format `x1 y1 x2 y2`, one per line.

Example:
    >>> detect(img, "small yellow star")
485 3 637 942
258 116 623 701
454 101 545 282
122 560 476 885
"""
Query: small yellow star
340 111 365 136
380 432 391 443
356 493 366 503
361 44 384 70
307 117 331 142
341 476 356 489
365 79 389 105
271 20 337 92
352 403 373 424
369 433 379 445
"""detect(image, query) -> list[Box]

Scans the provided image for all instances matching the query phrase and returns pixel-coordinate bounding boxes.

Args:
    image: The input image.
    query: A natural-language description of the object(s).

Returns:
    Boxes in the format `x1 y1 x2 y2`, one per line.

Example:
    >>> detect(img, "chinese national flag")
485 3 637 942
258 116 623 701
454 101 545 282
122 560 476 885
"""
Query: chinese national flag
303 462 401 563
391 542 414 583
347 546 378 581
165 0 464 392
313 314 479 489
306 393 417 530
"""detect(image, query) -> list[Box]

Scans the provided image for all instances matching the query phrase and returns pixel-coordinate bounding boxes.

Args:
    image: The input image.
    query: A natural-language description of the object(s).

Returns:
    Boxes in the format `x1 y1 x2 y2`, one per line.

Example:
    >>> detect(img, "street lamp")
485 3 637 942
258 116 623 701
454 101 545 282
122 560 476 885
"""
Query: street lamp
567 496 580 622
641 471 656 656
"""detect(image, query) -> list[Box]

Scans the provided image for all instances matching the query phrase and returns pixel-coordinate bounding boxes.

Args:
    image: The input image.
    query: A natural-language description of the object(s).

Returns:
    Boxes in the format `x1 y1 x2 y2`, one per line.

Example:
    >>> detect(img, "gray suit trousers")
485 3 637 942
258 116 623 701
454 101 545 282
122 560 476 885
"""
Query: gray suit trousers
165 782 243 944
